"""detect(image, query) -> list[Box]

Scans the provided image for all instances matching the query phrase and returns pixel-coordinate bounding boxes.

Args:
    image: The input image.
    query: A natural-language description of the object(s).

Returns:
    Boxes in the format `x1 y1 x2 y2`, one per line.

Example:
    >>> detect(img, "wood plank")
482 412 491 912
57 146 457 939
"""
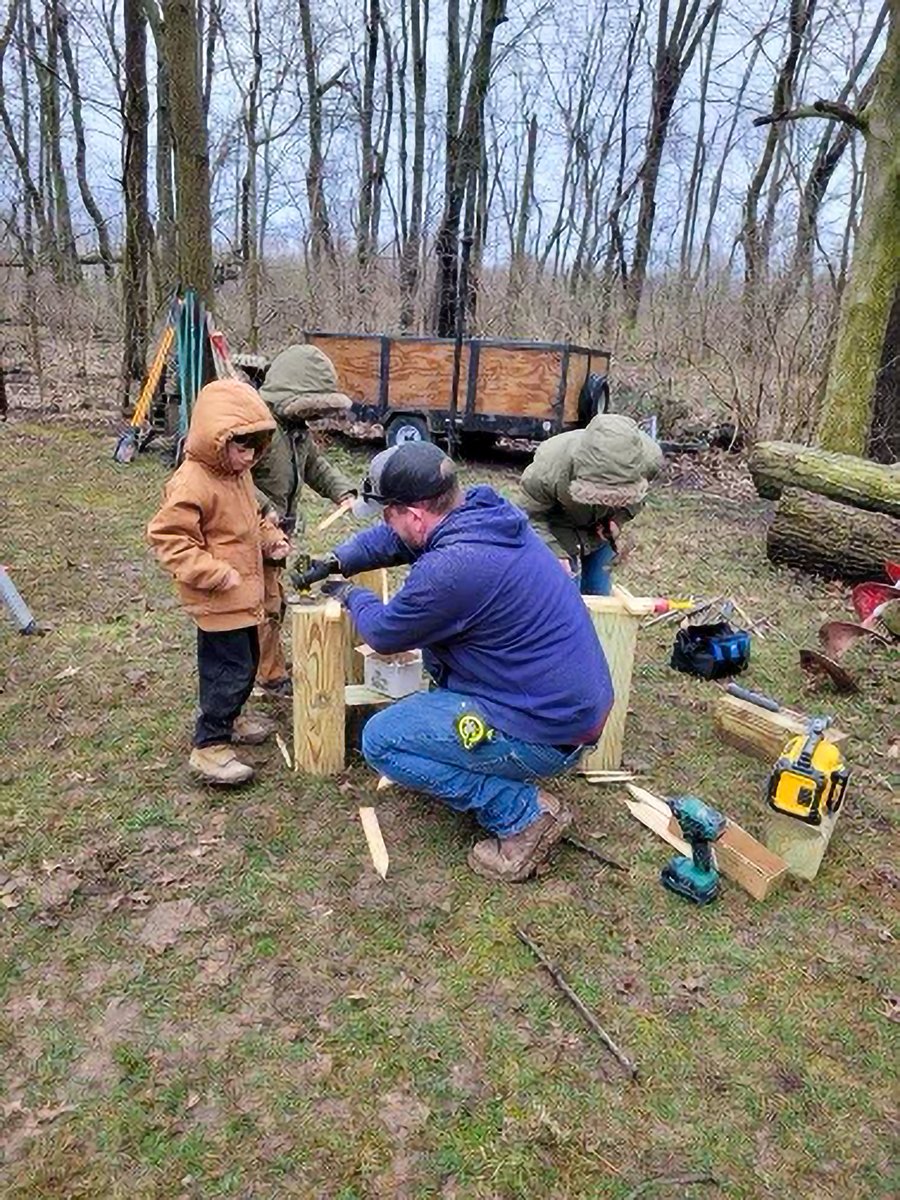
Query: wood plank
292 601 347 775
306 334 382 405
579 605 640 773
623 784 788 901
358 807 389 879
473 345 562 419
345 684 395 708
343 568 389 684
712 693 848 762
387 339 467 411
764 809 841 881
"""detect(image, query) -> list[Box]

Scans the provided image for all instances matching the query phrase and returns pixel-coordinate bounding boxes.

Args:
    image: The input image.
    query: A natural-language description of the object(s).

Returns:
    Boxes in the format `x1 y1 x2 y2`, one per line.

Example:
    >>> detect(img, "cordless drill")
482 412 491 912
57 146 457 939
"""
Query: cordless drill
661 795 727 905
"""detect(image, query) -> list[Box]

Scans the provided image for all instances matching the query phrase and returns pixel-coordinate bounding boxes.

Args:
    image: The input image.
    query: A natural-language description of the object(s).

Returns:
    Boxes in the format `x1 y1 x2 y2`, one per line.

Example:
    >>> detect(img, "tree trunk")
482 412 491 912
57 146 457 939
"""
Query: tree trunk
57 0 114 279
623 0 721 324
819 6 900 455
163 0 214 306
298 0 336 265
120 0 151 412
749 440 900 516
767 489 900 583
430 0 507 337
868 282 900 464
356 0 380 273
399 0 427 331
42 1 81 282
145 0 176 301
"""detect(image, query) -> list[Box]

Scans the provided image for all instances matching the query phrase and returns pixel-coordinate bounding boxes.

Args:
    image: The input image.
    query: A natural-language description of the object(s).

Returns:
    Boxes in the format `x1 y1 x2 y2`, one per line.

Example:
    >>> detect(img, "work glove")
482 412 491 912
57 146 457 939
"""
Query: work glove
291 556 340 591
319 578 355 605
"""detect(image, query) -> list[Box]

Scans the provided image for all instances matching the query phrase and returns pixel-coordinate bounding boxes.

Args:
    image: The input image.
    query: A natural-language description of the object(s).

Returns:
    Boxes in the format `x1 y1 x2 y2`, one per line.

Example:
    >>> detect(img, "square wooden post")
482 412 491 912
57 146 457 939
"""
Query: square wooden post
578 595 641 773
291 599 347 775
343 568 389 685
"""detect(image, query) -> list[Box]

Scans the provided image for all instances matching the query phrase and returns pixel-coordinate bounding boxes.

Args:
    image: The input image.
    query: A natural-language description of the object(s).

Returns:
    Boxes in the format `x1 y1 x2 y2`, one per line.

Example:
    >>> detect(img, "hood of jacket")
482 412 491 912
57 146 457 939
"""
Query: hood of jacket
260 344 352 421
426 485 530 553
184 379 276 474
568 414 663 508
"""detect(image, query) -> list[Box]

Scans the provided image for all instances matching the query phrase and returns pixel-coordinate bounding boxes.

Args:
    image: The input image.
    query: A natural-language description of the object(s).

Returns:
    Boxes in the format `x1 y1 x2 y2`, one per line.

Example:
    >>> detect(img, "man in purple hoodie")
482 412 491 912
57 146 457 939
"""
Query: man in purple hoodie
295 442 614 883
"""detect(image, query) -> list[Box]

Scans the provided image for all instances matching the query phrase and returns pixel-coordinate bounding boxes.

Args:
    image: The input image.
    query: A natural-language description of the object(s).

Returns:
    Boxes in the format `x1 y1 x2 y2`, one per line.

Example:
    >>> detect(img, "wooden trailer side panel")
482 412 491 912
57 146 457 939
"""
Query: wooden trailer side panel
563 351 591 423
307 335 382 405
473 346 563 419
388 340 469 411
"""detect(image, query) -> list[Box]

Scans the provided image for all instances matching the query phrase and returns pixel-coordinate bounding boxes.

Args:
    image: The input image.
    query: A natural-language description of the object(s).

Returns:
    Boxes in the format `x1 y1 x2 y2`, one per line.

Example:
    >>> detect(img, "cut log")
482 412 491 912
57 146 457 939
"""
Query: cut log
749 441 900 518
767 489 900 583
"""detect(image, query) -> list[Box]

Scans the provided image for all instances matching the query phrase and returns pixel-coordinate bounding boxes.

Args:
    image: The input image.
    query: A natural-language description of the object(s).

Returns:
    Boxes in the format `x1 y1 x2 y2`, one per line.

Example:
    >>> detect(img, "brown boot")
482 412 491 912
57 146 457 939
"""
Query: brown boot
189 744 254 786
232 714 274 745
467 790 573 883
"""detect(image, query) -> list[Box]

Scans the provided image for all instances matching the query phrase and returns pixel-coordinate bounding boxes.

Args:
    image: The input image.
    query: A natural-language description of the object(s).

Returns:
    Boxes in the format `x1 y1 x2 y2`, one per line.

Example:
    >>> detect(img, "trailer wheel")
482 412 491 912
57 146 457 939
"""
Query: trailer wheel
385 414 430 446
578 373 610 425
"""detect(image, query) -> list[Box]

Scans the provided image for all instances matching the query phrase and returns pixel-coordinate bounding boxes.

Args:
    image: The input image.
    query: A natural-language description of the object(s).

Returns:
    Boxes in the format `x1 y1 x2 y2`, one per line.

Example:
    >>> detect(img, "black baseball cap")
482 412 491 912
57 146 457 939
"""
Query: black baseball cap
362 441 457 507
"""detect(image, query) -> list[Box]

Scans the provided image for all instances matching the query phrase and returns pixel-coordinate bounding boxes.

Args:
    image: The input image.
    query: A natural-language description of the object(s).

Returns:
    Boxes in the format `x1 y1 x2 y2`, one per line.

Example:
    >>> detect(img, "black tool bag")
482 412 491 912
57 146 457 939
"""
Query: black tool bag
671 622 751 680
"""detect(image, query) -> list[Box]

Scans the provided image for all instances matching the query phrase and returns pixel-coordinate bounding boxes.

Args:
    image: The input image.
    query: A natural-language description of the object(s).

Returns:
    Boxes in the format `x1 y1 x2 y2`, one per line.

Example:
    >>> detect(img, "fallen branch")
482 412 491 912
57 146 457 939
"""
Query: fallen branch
515 927 637 1079
563 834 627 872
624 1172 719 1199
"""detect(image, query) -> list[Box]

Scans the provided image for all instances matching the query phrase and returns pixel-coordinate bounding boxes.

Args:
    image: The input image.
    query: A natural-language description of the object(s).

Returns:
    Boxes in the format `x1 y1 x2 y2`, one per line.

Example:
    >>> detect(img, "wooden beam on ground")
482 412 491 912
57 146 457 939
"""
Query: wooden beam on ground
624 784 788 901
579 594 641 774
764 809 841 881
712 692 848 762
292 599 347 775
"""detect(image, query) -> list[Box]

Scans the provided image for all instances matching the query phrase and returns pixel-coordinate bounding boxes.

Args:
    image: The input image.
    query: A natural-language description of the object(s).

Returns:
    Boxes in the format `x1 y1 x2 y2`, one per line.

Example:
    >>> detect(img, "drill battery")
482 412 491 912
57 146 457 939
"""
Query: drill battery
767 718 849 826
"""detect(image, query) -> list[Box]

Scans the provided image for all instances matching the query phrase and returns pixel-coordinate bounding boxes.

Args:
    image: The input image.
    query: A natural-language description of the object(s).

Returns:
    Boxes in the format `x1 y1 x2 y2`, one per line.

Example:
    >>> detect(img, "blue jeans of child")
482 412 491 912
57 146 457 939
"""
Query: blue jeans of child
361 689 585 838
578 541 615 596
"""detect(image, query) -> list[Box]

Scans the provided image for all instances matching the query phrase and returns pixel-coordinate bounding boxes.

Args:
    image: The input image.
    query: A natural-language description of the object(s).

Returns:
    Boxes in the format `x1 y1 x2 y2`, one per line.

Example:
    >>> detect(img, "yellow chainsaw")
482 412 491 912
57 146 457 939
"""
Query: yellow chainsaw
767 717 849 826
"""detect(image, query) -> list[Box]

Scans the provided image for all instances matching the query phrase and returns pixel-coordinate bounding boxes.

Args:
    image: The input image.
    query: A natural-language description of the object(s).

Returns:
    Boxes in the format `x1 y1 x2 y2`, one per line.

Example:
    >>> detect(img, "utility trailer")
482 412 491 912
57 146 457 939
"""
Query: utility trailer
304 331 610 449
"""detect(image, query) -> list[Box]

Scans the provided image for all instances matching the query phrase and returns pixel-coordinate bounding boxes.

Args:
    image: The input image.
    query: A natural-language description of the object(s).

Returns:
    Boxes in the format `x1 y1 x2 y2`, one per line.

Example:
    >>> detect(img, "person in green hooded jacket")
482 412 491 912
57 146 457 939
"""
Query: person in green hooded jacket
251 344 357 696
519 413 663 595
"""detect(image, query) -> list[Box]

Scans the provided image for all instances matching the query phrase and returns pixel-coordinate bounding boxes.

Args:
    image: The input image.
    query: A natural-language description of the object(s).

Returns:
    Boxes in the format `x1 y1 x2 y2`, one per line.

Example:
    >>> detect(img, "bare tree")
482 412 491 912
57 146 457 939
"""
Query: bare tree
163 0 214 305
623 0 721 323
120 0 151 410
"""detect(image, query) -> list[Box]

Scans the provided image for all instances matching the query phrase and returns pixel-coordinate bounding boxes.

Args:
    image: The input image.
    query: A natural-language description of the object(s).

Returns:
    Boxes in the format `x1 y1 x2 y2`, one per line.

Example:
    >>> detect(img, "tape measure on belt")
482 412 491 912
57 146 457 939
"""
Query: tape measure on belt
455 711 494 751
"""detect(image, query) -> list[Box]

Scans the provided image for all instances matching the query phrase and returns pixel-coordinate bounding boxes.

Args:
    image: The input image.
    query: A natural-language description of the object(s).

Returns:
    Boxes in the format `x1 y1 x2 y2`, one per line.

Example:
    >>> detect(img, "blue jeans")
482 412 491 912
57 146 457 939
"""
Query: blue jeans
361 689 584 838
578 541 615 596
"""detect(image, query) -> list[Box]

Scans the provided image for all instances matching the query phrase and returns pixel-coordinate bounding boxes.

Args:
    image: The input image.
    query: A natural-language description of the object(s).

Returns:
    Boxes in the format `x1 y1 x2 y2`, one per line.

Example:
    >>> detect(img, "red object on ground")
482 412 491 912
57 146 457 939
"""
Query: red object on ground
818 620 890 658
851 581 900 623
886 561 900 585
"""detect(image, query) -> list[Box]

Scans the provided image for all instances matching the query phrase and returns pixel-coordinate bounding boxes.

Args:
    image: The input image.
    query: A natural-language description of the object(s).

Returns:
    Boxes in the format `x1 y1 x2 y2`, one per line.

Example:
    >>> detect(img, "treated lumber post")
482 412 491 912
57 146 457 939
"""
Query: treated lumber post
579 595 640 773
764 809 841 881
292 599 347 776
712 693 848 762
767 489 900 583
749 442 900 517
343 568 389 684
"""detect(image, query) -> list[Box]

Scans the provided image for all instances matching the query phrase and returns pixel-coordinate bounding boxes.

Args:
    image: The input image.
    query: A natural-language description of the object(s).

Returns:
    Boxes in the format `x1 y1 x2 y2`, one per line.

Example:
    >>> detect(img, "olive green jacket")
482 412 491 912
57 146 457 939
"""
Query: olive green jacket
251 346 354 536
520 414 662 559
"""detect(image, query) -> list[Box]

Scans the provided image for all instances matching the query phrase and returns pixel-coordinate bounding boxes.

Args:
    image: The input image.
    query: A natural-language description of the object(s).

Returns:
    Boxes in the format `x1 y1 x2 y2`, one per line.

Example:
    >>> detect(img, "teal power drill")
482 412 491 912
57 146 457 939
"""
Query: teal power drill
661 796 727 904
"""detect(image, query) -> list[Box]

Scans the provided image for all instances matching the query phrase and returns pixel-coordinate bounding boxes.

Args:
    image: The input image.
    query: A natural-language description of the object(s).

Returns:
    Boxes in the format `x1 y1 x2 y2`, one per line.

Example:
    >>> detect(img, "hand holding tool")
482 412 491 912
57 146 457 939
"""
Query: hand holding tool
291 556 339 591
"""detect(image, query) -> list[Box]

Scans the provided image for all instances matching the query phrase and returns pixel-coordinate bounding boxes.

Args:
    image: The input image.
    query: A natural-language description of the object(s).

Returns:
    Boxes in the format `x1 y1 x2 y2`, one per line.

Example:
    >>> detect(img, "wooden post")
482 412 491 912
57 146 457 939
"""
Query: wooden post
579 595 641 773
712 693 849 762
343 568 389 684
291 599 347 775
764 809 841 881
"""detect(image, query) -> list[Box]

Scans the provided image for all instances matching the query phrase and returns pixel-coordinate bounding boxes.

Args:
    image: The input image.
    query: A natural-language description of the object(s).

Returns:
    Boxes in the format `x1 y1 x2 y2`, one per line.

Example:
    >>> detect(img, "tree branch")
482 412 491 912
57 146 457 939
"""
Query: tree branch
754 99 867 134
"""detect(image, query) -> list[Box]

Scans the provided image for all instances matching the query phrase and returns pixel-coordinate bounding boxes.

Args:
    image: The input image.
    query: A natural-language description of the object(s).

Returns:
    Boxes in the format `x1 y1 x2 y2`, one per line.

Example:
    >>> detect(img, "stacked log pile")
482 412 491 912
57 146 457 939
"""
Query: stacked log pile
748 442 900 583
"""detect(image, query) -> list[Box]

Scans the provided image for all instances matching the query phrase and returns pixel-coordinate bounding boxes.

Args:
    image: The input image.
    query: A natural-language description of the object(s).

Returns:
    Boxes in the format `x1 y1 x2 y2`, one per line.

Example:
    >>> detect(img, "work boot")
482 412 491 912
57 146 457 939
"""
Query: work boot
467 790 573 883
252 676 293 700
189 744 255 786
232 714 275 745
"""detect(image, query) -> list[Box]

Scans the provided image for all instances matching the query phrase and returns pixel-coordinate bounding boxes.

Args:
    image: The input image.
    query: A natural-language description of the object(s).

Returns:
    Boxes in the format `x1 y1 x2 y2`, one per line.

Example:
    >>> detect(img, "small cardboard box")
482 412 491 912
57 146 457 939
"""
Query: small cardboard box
356 644 425 699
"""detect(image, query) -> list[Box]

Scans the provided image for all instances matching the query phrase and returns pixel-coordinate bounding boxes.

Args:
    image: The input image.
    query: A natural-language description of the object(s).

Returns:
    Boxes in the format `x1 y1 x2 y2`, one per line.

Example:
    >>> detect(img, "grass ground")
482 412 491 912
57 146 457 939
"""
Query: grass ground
0 423 897 1199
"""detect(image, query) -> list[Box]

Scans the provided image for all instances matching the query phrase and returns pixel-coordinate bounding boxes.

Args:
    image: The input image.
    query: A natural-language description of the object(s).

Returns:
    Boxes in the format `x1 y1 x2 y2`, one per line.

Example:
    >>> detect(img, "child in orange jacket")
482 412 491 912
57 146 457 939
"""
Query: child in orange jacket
147 380 289 785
